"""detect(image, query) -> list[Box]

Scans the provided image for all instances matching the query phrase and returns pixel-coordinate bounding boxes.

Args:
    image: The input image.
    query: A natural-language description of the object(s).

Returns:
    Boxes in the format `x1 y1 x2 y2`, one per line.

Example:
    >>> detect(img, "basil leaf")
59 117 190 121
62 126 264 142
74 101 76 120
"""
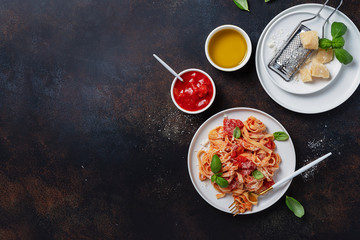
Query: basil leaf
285 196 305 218
334 48 353 65
216 172 223 177
233 126 241 139
265 0 271 2
319 38 333 49
331 22 347 39
211 154 222 174
331 36 345 49
273 131 289 141
211 174 217 183
233 0 249 12
252 170 264 180
215 176 229 188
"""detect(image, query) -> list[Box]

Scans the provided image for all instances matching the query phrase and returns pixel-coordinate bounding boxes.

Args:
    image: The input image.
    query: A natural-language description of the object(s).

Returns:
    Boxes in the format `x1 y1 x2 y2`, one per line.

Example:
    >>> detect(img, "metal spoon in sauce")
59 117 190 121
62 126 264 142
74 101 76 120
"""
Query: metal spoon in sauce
153 54 184 82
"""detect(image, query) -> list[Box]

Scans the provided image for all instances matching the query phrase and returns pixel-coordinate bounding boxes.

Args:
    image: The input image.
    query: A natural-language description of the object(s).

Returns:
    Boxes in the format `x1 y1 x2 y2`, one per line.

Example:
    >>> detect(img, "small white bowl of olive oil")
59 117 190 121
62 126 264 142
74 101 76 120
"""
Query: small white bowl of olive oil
205 24 252 72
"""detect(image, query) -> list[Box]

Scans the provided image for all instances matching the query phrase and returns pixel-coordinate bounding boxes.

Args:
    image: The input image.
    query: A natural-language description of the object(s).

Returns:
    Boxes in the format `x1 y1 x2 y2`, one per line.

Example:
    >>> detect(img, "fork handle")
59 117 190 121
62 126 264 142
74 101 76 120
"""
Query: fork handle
260 152 332 195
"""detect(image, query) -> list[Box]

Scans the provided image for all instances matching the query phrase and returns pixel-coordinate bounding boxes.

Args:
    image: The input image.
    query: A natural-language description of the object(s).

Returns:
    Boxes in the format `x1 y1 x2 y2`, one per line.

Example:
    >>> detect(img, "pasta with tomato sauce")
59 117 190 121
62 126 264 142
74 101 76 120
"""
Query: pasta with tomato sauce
197 116 281 213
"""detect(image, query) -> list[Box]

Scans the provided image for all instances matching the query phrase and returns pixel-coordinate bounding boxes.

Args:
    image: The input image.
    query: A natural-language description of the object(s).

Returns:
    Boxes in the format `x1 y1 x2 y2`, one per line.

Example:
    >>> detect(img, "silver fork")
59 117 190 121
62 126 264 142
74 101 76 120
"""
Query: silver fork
229 152 332 216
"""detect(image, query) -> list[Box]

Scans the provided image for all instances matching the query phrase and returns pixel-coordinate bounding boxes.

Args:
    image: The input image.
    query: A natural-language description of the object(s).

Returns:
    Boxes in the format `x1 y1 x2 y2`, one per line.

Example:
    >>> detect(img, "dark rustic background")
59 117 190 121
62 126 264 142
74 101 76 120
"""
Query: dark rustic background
0 0 359 239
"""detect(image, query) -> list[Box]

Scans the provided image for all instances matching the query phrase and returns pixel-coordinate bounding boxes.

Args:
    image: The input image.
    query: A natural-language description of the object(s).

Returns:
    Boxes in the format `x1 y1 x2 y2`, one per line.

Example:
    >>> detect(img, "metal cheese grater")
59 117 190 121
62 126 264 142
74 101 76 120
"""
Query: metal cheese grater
268 0 343 81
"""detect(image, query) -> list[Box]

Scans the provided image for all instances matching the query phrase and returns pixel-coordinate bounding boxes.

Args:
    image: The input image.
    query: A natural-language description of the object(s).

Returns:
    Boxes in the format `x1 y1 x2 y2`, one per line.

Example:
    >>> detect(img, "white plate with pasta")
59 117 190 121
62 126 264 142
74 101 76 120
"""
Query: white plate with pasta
188 107 296 214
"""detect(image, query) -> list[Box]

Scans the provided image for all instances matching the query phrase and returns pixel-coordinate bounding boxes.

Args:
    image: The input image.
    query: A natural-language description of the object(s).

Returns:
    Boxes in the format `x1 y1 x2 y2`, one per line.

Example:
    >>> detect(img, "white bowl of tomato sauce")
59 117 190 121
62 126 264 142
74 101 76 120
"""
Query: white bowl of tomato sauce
171 68 216 114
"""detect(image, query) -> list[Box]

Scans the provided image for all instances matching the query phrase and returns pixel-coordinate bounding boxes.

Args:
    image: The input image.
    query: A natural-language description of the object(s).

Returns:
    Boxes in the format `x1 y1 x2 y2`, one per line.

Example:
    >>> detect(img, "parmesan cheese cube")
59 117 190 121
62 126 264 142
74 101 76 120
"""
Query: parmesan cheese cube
315 49 334 64
299 68 312 82
311 60 330 78
300 31 319 50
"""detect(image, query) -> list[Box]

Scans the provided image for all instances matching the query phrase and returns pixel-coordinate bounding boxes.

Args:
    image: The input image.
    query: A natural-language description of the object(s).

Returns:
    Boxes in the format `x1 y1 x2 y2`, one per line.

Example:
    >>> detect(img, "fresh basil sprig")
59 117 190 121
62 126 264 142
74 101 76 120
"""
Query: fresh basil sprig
252 170 264 180
233 126 241 139
233 0 249 12
210 154 229 188
319 22 353 65
273 131 289 141
285 196 305 218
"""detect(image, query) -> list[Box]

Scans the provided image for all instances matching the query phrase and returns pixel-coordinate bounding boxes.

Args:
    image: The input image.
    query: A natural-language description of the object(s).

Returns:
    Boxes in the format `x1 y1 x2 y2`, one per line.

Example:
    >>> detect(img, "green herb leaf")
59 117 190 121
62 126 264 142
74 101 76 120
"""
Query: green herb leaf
265 0 271 2
233 0 249 12
331 36 345 49
252 170 264 179
211 154 222 174
334 48 353 65
285 196 305 218
273 131 289 141
319 38 333 49
215 176 229 188
215 172 223 177
233 126 241 139
331 22 347 39
211 174 217 183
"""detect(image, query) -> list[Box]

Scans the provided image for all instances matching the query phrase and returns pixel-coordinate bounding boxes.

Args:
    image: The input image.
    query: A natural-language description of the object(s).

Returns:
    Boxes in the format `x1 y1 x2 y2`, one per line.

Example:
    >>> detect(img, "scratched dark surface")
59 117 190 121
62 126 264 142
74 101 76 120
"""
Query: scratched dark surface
0 0 359 239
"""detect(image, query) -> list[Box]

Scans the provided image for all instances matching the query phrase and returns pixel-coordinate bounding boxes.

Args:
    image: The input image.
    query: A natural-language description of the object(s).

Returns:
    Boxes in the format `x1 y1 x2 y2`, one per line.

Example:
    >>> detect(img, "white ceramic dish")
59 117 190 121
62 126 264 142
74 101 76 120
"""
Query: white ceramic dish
205 25 252 72
170 68 216 114
256 4 360 114
262 11 342 94
187 107 296 214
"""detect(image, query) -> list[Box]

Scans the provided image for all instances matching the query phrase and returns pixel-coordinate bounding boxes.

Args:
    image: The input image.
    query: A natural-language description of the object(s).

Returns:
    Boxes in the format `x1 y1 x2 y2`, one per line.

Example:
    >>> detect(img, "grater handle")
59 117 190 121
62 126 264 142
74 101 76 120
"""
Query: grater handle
321 0 343 38
300 0 330 25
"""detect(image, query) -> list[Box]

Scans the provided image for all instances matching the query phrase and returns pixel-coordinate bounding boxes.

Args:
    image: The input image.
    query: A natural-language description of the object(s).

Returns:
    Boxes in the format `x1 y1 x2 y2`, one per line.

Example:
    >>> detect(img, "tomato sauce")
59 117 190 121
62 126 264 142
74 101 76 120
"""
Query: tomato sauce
173 71 214 112
223 118 244 137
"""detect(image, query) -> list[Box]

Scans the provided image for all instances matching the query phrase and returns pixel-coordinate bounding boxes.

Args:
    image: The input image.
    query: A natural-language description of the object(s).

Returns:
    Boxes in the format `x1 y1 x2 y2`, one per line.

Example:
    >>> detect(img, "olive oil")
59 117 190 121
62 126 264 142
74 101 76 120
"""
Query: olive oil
208 29 247 68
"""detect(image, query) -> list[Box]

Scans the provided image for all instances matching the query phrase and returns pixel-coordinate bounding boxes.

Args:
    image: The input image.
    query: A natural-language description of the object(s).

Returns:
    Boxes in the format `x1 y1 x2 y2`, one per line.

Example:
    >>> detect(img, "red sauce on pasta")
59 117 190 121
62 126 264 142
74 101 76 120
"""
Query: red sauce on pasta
223 119 244 137
173 71 214 112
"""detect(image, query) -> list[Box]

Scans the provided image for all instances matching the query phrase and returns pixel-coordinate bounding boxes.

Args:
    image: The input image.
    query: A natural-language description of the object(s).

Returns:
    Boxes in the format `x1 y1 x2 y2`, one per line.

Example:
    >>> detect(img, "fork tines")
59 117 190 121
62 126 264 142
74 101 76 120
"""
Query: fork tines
229 201 240 216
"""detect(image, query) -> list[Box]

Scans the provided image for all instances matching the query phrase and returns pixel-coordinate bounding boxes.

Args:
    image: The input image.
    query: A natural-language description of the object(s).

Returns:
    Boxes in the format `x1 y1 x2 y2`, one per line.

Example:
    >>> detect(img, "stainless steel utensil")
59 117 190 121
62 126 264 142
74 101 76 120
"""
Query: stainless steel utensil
268 0 343 81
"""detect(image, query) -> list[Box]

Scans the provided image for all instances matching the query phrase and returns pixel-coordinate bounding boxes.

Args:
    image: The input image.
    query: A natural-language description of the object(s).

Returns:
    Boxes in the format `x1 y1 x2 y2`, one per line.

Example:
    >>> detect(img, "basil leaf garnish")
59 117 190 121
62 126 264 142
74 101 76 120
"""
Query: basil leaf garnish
215 176 229 188
211 154 222 174
331 22 347 39
211 174 217 183
233 0 249 12
331 36 345 49
233 126 241 139
216 172 223 177
252 170 264 180
319 38 333 49
285 196 305 218
318 21 353 65
273 131 289 141
334 48 353 65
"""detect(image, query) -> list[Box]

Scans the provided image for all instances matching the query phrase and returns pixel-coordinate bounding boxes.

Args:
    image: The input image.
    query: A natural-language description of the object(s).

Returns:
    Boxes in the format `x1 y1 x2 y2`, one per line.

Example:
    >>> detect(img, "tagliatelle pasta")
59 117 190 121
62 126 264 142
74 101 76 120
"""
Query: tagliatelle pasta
197 116 281 213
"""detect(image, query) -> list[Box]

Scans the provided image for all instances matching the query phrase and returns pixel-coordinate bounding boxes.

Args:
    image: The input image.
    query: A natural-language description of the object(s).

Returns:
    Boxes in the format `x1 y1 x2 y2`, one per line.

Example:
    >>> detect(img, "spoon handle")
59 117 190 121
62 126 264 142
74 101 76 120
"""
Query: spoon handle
153 54 184 82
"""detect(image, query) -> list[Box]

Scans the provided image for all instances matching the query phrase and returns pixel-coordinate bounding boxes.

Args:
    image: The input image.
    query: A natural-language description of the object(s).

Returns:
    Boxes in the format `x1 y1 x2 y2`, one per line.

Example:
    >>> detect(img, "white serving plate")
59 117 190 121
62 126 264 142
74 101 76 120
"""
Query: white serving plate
187 108 296 214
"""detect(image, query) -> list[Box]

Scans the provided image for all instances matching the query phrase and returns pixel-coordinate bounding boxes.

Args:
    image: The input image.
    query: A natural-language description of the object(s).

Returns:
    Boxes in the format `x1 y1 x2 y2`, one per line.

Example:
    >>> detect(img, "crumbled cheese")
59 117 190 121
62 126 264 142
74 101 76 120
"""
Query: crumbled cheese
267 40 276 49
200 139 209 147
